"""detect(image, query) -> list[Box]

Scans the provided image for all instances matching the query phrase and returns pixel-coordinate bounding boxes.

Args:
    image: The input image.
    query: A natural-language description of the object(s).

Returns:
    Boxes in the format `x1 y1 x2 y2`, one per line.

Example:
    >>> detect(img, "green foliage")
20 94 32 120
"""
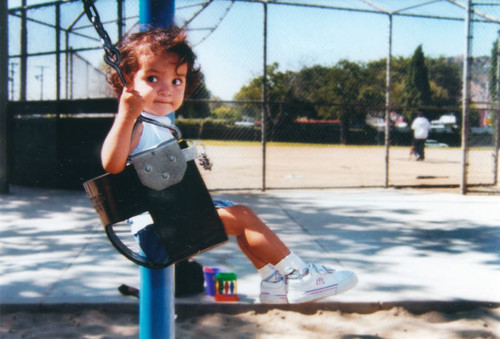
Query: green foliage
489 40 499 102
176 118 260 141
232 45 464 143
211 105 242 122
178 81 211 119
489 40 500 137
400 45 433 120
427 57 461 108
469 109 481 128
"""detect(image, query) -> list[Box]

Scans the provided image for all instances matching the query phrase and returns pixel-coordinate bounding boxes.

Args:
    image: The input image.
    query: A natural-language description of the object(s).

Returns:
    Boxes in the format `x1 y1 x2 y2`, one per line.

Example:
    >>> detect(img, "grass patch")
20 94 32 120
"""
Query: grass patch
191 139 392 148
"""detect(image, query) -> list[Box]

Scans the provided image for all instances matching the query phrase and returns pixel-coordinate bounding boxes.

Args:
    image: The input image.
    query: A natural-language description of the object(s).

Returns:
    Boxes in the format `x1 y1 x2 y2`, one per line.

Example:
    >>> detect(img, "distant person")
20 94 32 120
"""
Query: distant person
411 112 431 161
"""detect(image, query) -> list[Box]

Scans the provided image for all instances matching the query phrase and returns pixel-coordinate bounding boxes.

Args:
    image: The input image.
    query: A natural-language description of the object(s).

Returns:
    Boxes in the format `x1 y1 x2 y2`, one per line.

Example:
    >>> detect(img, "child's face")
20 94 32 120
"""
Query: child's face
132 51 187 116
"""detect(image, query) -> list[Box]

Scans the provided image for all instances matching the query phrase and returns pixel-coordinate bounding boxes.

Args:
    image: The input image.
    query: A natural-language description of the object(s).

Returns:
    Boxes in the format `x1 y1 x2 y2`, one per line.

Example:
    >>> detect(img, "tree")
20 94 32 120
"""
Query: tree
230 48 466 144
211 105 241 122
400 45 433 121
490 40 499 102
234 63 302 140
292 61 367 143
358 59 387 124
427 57 461 108
489 39 500 147
329 60 365 143
234 75 262 120
178 80 211 119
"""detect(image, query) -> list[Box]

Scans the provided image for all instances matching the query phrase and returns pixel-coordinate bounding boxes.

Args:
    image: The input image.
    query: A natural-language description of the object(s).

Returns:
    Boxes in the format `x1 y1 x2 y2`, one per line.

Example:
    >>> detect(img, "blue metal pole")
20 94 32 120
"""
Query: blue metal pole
139 0 176 124
138 1 176 338
140 265 175 338
139 0 175 31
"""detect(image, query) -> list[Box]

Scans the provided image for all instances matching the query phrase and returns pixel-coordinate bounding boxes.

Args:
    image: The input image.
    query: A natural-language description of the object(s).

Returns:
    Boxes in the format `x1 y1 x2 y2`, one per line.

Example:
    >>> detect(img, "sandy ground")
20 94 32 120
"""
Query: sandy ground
2 145 498 338
1 306 499 339
199 143 499 191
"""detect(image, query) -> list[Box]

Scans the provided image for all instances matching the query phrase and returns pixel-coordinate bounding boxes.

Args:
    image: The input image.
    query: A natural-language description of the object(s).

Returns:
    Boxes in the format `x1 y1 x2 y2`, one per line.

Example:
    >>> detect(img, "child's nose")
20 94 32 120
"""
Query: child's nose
158 82 172 96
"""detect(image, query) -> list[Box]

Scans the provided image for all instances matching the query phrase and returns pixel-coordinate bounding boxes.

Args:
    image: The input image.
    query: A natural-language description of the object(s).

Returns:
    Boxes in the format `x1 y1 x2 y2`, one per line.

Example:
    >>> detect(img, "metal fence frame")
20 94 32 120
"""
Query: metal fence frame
2 0 500 194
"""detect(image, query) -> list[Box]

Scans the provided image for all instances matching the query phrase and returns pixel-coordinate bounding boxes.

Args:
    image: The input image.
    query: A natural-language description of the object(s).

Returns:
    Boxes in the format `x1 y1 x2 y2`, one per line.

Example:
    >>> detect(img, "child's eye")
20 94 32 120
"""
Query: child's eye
147 76 158 83
172 78 183 86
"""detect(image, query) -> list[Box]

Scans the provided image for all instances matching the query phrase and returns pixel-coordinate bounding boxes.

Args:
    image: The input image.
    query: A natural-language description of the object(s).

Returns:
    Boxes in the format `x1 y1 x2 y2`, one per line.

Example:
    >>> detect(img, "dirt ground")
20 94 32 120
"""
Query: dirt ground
2 144 498 339
1 306 499 339
199 143 499 192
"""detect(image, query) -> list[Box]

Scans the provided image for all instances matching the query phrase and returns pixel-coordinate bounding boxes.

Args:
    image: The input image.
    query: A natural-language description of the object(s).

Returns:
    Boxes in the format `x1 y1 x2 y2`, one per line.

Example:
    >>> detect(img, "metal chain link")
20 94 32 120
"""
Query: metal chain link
137 115 182 140
82 0 213 170
82 0 127 86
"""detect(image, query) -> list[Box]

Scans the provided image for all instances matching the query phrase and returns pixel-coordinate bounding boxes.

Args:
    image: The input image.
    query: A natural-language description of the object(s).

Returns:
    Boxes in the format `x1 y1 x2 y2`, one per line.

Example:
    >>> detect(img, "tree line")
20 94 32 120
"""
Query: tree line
180 44 493 143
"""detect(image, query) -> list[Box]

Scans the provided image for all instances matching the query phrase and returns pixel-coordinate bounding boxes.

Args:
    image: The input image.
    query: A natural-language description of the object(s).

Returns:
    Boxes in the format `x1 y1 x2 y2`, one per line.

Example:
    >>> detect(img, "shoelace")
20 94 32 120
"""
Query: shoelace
285 264 336 279
284 267 301 279
264 270 284 283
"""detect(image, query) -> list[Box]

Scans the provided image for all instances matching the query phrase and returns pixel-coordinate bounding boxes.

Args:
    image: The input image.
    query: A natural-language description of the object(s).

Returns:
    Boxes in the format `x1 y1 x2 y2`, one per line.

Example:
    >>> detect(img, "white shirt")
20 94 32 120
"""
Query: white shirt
129 112 175 234
411 116 431 139
132 112 175 155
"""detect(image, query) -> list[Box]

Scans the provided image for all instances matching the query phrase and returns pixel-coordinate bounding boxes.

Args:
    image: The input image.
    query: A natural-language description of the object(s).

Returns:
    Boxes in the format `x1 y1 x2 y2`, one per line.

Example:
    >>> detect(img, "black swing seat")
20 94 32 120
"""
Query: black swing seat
83 140 228 269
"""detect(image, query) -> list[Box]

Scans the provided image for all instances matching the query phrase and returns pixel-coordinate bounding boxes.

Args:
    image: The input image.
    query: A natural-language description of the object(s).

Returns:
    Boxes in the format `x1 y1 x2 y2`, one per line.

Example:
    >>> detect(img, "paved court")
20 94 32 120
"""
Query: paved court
1 185 499 314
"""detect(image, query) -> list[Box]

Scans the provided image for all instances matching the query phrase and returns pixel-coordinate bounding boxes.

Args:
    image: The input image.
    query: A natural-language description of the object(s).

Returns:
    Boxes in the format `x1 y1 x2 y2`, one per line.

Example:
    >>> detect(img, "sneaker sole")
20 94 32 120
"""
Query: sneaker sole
259 293 288 304
287 271 358 304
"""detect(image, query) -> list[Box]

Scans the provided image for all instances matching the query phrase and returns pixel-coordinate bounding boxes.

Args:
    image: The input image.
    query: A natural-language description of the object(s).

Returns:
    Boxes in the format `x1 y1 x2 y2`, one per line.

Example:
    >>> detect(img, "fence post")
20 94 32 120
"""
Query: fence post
261 1 268 191
0 0 8 193
384 13 393 188
20 0 27 101
55 3 61 101
494 30 500 186
460 0 473 195
138 1 176 338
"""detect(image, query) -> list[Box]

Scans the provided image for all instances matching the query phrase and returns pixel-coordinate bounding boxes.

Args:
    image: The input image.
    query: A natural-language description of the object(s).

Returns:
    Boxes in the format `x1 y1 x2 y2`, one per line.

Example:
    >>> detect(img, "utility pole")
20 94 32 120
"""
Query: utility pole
20 0 27 101
9 62 17 100
35 65 48 100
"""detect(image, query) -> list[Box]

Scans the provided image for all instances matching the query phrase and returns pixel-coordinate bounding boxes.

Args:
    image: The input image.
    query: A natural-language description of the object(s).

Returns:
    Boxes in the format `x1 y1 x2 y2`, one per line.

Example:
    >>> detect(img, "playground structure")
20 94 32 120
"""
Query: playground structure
0 4 499 338
2 1 500 195
80 1 217 338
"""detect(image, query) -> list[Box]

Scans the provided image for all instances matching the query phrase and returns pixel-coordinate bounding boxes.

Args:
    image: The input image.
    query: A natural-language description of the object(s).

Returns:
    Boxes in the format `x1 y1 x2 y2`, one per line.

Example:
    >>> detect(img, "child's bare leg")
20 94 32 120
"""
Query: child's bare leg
218 205 358 304
235 236 267 268
217 205 290 269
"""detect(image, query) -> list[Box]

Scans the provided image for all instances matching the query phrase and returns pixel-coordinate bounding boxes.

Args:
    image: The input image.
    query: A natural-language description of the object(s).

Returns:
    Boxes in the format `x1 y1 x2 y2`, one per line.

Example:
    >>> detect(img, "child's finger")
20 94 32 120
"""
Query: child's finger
122 88 142 101
123 86 136 95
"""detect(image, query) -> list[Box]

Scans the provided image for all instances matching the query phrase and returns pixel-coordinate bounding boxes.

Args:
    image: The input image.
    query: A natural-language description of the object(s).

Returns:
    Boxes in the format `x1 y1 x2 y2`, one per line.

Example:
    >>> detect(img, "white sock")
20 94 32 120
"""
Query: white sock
258 264 279 280
274 252 307 276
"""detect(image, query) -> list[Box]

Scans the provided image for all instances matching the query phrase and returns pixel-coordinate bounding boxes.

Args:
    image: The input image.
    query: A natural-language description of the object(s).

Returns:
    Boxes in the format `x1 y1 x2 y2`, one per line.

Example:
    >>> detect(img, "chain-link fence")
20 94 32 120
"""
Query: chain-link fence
5 0 500 193
466 2 500 193
67 50 114 99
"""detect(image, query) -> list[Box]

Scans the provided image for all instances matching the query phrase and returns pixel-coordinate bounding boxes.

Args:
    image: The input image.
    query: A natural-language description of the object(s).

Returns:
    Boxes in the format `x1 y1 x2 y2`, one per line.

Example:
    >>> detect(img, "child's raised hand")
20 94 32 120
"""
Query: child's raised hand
101 86 144 174
118 86 145 121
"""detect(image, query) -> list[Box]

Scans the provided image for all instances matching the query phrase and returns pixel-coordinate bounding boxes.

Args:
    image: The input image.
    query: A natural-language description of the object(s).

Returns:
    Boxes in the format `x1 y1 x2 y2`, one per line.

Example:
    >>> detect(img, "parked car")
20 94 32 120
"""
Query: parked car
425 139 449 147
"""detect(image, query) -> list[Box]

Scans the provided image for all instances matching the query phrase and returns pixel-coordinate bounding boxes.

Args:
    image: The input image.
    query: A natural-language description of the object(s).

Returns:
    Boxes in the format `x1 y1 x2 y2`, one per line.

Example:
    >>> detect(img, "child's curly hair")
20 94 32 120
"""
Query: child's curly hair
108 26 201 98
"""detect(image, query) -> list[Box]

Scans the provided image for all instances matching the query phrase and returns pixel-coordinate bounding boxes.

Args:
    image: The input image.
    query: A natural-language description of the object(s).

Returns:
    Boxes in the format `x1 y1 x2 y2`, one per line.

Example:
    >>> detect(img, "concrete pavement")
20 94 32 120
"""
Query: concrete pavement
1 185 499 314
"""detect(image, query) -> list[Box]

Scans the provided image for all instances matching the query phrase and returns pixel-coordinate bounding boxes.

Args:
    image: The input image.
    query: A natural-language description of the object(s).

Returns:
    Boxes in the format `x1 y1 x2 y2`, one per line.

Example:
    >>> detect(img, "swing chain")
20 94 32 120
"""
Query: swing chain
83 0 213 171
82 0 127 86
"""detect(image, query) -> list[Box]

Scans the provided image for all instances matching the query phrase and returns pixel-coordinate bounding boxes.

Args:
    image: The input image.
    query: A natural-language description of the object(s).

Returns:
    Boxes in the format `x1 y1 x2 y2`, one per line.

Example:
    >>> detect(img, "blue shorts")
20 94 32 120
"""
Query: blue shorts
213 200 235 208
136 199 234 264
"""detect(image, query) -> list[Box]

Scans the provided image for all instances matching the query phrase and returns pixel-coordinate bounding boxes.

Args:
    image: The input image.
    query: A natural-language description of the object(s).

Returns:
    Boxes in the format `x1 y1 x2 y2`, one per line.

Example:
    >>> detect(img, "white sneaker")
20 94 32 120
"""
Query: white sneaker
286 263 357 304
259 270 288 304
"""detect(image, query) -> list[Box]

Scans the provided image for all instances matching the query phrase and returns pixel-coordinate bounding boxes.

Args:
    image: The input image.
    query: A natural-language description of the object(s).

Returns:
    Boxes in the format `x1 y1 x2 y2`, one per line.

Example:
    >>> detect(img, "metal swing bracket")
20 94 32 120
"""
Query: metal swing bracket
130 139 197 191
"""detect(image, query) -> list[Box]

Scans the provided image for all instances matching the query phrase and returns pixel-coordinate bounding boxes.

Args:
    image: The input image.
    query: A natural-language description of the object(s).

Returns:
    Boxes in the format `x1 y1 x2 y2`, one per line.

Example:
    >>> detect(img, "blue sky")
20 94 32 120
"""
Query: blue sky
181 1 499 99
7 0 500 100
